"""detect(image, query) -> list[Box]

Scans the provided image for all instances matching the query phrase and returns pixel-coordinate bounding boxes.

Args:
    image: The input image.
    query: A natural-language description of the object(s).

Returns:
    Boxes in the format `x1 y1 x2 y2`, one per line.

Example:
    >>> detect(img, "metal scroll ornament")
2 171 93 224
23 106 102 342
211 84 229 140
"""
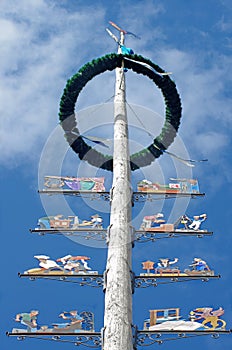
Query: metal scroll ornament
59 53 182 171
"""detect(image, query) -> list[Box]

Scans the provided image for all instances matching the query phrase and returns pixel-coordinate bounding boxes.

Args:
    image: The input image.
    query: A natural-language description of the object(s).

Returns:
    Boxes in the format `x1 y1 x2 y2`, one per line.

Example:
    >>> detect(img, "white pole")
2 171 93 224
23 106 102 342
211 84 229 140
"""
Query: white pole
103 31 133 350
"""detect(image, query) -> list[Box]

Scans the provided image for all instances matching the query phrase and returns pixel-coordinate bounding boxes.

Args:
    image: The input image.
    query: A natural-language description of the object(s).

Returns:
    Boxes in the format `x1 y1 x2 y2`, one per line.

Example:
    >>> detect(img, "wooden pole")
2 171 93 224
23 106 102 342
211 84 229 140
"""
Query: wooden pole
103 32 133 350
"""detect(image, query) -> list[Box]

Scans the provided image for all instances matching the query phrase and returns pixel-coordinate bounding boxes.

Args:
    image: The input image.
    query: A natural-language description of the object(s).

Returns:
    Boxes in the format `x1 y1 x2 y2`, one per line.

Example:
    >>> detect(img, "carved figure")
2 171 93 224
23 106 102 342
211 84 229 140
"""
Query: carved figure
91 214 103 228
57 255 91 272
34 255 60 269
140 213 165 229
52 310 83 331
188 214 207 230
154 258 179 273
175 213 207 231
189 307 226 330
189 258 210 271
15 310 39 332
37 214 103 230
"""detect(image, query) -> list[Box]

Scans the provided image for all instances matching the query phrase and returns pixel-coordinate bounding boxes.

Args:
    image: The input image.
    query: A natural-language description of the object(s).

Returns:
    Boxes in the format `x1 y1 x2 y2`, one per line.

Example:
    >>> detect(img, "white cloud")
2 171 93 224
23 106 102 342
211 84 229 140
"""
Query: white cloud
1 0 231 184
0 0 108 166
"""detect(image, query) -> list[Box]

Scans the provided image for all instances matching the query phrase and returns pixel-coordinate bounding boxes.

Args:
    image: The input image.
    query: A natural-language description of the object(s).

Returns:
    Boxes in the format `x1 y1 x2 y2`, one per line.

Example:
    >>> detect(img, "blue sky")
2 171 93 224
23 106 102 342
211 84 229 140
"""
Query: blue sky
1 0 232 349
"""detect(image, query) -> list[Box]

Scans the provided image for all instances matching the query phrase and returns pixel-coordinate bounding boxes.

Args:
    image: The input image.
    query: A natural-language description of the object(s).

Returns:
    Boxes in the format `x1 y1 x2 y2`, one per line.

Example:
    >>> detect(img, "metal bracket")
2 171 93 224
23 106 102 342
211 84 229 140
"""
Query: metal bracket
101 327 105 348
132 324 138 349
130 270 136 294
106 225 112 244
131 226 135 247
109 187 114 203
103 270 108 293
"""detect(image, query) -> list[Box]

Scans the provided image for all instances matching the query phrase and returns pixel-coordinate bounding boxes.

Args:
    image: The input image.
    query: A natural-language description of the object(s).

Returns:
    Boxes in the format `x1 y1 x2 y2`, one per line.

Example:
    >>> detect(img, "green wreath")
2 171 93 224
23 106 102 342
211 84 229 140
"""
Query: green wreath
59 53 182 171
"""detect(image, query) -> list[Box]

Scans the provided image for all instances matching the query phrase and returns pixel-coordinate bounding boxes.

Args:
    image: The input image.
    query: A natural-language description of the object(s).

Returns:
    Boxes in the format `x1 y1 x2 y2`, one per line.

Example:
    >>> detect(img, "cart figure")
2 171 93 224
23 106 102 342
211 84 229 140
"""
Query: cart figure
37 214 103 230
44 176 105 191
137 178 200 194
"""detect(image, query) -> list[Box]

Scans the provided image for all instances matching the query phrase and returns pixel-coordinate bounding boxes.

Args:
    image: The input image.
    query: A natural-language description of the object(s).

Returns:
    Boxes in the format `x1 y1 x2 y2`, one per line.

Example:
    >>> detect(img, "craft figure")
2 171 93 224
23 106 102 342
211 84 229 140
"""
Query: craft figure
52 310 83 331
91 214 103 228
44 176 105 191
37 213 103 230
15 310 39 332
24 254 94 275
154 258 179 273
141 260 155 273
57 255 91 272
174 213 207 231
34 255 60 269
137 178 200 194
140 213 165 229
189 307 226 330
144 307 226 331
189 258 210 272
12 310 94 333
188 214 207 230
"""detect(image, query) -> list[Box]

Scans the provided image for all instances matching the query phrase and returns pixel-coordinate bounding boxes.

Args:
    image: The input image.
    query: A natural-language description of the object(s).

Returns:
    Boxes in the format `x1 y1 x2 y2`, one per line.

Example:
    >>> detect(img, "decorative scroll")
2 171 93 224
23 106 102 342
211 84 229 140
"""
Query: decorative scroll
44 176 105 191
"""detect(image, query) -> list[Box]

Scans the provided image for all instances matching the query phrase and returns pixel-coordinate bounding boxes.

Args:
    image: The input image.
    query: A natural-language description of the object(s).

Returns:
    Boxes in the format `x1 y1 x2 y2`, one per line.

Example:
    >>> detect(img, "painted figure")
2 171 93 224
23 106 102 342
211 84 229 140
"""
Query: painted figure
57 255 91 272
44 176 105 191
140 213 165 229
24 254 94 275
144 307 226 331
12 310 94 333
34 255 60 269
189 307 226 330
175 213 207 231
15 310 39 332
188 214 207 230
53 310 83 331
137 178 200 194
154 258 179 273
37 214 103 230
91 214 103 228
189 258 210 272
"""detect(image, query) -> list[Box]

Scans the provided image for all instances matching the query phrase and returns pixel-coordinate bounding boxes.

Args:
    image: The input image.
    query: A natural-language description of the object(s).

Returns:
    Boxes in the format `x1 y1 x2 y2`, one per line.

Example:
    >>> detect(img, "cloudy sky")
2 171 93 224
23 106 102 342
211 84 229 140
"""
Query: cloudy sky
1 0 232 349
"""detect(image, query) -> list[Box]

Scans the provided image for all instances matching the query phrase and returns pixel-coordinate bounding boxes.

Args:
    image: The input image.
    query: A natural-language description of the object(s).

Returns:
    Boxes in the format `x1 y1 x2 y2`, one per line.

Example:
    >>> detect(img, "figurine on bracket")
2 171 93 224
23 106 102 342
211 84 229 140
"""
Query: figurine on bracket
137 178 200 194
188 258 211 272
90 214 103 228
174 213 207 231
141 257 214 277
15 310 39 332
144 307 226 331
52 310 83 332
154 258 179 274
56 255 92 272
140 212 208 233
140 213 174 232
44 176 105 191
24 255 98 275
36 213 103 230
189 307 226 330
12 310 94 333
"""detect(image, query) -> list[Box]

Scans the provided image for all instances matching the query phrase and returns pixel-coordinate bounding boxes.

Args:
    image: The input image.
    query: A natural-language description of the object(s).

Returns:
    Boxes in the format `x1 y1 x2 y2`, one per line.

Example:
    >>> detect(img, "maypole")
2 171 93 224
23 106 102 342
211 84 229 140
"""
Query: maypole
7 20 232 350
103 30 133 349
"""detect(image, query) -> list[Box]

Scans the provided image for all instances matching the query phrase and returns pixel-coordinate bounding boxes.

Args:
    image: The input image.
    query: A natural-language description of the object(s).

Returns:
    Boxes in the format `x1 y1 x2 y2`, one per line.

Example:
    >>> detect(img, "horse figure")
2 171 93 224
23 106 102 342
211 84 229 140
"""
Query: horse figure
190 307 226 330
